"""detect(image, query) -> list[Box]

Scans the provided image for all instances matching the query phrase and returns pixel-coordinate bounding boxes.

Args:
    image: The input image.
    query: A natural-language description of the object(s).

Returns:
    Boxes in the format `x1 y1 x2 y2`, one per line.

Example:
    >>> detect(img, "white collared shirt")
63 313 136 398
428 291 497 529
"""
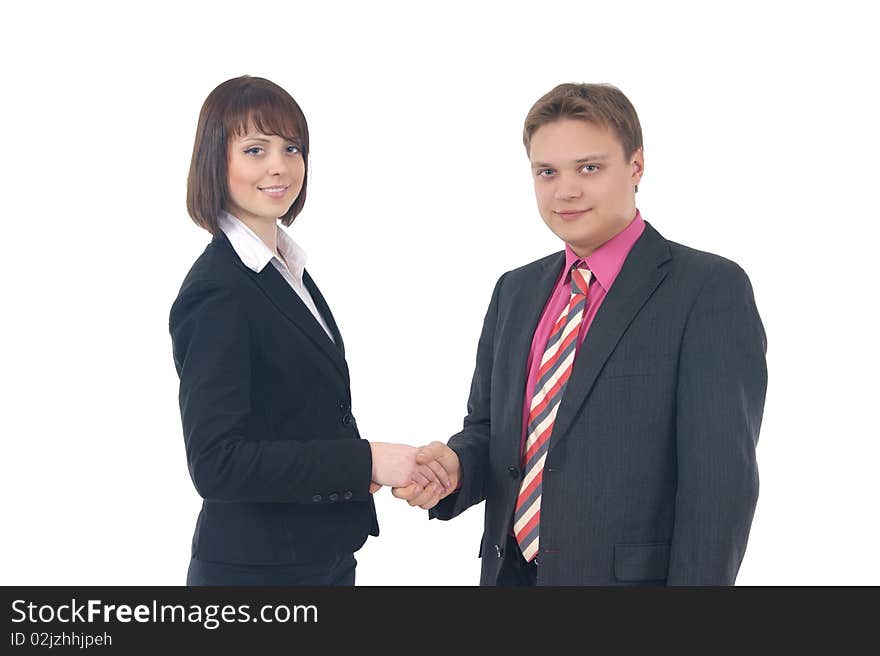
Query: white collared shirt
218 210 335 342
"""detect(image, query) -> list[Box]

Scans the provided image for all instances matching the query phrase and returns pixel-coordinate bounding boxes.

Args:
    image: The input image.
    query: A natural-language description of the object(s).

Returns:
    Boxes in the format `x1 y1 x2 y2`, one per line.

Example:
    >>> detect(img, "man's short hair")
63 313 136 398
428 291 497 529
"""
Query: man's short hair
186 75 309 235
523 83 643 160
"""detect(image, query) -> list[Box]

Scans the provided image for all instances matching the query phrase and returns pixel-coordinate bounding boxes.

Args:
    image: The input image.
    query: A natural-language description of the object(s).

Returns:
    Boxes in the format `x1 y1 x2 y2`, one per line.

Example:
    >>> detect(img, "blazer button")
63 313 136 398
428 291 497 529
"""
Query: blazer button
342 491 353 500
339 400 351 412
494 544 504 558
342 413 354 425
508 466 520 478
329 493 339 502
312 494 322 503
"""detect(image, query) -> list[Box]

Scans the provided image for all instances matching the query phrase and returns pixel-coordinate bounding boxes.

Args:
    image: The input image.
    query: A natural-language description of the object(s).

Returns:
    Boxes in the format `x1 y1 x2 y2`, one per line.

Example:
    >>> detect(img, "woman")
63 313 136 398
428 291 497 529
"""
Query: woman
170 76 446 585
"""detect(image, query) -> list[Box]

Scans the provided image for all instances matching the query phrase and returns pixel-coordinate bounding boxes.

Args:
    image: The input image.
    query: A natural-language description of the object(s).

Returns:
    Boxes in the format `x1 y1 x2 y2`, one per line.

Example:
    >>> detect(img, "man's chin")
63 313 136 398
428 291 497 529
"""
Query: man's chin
551 227 595 252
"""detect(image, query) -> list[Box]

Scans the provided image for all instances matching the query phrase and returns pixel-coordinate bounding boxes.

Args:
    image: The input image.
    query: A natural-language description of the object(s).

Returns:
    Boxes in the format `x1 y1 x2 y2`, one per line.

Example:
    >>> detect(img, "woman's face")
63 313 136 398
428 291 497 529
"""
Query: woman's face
226 124 305 224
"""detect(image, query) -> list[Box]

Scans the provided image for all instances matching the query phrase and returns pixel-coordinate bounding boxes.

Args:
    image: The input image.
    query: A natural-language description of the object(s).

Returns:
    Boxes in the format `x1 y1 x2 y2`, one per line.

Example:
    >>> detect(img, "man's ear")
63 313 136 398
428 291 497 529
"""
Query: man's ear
631 148 644 191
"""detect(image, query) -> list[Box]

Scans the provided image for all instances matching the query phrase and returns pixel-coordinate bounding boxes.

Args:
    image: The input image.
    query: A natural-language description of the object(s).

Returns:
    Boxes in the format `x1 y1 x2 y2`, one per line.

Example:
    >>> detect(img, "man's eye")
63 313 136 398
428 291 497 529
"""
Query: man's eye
581 164 599 173
538 168 555 177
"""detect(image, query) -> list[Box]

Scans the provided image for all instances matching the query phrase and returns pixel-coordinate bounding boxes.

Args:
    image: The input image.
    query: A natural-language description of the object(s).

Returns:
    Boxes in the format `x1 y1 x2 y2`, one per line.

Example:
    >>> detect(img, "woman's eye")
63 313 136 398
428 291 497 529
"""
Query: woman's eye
287 145 301 154
244 146 263 156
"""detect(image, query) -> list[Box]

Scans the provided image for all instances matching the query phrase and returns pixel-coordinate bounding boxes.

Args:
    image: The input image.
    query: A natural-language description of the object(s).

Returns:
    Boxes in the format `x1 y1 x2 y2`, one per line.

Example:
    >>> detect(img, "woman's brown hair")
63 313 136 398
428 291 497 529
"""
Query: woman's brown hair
186 75 309 235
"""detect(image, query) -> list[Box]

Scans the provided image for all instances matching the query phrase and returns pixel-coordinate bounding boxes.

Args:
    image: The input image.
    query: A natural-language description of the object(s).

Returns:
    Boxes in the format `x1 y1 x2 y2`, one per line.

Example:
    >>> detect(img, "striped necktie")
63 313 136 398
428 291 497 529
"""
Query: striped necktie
514 263 592 563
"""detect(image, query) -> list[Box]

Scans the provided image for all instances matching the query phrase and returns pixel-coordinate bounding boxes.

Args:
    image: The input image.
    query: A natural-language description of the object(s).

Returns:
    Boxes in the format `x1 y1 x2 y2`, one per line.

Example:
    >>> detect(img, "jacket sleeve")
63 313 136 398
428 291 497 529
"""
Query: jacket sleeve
667 261 768 585
430 274 507 521
170 280 373 504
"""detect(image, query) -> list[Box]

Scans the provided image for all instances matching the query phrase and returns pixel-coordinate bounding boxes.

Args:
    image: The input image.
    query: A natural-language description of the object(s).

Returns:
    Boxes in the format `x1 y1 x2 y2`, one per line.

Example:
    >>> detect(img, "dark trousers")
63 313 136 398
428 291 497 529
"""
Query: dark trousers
186 553 356 586
496 534 538 586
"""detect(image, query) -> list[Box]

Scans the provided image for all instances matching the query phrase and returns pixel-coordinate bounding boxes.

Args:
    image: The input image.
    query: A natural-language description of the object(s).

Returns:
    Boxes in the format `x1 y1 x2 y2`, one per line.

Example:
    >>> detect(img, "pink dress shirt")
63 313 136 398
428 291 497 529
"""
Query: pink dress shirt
519 212 646 455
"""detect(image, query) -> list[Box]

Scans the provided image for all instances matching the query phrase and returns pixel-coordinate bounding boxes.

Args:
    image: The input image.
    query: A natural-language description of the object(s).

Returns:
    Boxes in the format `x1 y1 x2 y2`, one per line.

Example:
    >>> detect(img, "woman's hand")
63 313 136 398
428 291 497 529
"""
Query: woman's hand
368 442 449 491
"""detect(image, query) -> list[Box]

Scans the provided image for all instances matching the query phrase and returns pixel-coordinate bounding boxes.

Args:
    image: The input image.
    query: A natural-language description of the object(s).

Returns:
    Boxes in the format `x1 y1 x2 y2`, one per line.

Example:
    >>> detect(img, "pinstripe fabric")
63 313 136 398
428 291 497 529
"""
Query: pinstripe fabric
513 264 592 562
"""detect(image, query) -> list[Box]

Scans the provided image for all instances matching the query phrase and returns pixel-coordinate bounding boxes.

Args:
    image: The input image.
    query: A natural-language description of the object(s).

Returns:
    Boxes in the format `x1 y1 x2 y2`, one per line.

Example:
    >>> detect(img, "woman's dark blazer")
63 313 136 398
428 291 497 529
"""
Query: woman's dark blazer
169 232 377 565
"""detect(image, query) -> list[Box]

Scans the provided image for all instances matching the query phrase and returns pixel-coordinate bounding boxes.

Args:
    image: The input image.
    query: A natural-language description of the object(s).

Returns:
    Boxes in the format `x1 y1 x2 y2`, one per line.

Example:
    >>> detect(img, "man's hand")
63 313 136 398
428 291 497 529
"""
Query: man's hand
391 442 461 509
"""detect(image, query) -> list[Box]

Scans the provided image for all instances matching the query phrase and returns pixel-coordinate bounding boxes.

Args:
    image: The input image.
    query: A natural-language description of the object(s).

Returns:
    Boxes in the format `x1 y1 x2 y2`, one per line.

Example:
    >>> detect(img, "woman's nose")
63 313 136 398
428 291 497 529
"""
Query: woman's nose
266 150 289 175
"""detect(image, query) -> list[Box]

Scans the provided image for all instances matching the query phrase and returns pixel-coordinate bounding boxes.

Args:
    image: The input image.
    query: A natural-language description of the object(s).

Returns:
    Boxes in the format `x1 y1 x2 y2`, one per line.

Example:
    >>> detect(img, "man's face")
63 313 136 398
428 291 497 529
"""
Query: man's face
529 119 643 257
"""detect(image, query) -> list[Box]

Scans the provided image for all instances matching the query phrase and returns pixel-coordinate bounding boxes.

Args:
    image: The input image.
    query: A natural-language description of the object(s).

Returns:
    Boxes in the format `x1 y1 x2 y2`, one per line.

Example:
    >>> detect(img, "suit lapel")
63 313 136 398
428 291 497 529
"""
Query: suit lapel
303 269 346 357
495 252 566 461
216 234 350 380
549 222 672 448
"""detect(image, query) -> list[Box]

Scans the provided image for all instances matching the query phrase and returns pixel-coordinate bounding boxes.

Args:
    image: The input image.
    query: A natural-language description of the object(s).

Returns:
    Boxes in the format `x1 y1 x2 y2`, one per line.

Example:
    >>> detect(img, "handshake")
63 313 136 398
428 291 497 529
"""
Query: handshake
368 442 461 510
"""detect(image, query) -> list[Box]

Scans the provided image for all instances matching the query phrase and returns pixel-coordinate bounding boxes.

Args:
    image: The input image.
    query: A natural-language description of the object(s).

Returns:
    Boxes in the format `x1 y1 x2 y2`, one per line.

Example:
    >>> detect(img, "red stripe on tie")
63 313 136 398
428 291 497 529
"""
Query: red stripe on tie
514 509 540 542
548 310 569 340
523 421 555 464
527 361 575 426
515 468 543 507
535 321 580 382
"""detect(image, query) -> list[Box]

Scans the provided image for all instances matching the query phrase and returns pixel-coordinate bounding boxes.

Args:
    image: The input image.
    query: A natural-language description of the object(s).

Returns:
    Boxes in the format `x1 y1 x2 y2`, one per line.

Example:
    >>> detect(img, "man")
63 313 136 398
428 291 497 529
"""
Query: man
393 83 768 586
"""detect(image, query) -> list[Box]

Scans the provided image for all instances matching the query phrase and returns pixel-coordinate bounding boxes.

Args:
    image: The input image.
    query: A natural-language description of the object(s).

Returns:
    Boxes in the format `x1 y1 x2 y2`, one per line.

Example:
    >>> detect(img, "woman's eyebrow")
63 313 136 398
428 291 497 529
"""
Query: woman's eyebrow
237 135 300 143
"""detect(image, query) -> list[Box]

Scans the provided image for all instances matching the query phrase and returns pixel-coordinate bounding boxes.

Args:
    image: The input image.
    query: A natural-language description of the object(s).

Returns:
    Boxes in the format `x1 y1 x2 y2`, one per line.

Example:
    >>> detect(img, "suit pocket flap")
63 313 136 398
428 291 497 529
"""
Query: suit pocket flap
614 542 670 582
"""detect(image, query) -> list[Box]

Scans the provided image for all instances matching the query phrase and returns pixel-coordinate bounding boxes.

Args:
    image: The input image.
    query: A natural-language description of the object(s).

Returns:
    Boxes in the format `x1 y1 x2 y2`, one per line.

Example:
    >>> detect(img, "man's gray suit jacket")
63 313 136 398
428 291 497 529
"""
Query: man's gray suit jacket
431 221 768 586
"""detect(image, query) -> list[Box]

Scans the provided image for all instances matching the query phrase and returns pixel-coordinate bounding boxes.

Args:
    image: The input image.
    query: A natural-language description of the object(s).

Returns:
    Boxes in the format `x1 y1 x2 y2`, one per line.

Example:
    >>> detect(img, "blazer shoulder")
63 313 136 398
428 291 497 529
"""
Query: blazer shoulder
662 240 761 333
170 238 251 323
176 237 249 290
499 251 564 287
666 239 752 288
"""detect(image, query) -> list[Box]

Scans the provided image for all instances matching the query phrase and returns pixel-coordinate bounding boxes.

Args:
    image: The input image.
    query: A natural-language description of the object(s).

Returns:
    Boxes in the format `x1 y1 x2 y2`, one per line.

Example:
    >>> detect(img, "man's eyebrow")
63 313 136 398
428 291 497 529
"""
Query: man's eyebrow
531 154 610 168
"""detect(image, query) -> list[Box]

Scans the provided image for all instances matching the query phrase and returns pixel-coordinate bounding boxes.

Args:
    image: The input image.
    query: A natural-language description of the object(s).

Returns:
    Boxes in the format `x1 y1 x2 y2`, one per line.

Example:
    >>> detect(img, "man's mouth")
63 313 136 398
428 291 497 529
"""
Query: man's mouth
556 209 591 220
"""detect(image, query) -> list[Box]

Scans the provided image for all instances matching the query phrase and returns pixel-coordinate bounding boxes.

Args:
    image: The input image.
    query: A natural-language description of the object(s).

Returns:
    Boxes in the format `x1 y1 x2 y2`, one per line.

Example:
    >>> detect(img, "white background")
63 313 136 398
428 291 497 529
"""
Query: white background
1 0 877 586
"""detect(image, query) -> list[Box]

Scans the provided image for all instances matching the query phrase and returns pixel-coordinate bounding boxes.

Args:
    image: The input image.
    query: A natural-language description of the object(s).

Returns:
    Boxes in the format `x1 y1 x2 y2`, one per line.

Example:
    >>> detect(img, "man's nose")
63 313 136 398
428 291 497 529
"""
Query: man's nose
554 179 583 200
